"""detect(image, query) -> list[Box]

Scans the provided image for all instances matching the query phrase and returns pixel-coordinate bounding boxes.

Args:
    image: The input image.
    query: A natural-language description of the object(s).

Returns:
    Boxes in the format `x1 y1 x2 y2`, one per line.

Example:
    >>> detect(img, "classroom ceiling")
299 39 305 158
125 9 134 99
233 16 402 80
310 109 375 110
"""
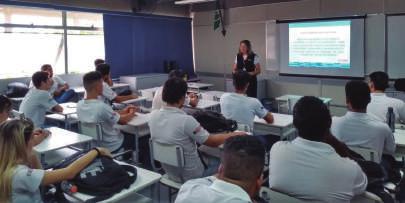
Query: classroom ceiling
189 0 302 12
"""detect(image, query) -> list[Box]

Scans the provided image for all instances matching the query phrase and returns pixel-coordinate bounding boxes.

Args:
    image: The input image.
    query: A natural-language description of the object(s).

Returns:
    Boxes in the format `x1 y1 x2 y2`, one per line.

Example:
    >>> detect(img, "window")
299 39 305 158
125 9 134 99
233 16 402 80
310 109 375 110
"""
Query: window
0 6 104 79
66 12 104 74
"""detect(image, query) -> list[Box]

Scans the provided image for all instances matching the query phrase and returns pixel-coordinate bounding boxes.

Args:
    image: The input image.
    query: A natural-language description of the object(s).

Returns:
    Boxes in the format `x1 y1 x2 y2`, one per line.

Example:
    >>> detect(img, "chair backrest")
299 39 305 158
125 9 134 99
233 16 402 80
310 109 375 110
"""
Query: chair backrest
78 122 103 146
149 139 185 168
349 146 381 163
288 97 301 114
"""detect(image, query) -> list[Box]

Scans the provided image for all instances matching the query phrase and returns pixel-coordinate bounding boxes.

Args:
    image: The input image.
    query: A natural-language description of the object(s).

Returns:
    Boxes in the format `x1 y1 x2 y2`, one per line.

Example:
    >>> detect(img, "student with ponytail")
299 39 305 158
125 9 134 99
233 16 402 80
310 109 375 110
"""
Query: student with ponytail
0 119 111 203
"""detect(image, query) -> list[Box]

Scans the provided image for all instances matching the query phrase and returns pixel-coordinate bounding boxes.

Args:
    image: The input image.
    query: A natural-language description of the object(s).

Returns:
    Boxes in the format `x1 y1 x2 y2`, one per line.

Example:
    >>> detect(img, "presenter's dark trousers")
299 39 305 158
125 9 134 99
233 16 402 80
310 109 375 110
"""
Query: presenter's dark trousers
247 75 257 98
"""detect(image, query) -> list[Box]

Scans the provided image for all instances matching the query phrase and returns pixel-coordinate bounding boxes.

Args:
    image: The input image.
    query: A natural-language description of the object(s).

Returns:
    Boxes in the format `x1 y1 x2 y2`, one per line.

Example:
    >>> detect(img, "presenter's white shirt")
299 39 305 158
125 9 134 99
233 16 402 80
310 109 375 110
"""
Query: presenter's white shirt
77 99 123 151
220 93 268 129
19 88 58 128
149 107 210 182
12 165 45 203
234 55 260 65
331 111 396 160
175 176 252 203
269 137 367 203
367 93 405 122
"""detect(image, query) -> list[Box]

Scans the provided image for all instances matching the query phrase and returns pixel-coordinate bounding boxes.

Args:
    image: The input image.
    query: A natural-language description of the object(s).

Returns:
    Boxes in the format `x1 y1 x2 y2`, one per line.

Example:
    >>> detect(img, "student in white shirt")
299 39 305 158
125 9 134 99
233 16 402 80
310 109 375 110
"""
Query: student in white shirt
270 96 367 203
149 78 246 182
367 71 405 122
151 69 198 111
220 70 273 130
77 71 137 154
176 135 265 203
95 64 138 104
30 64 76 103
331 80 395 161
20 71 63 128
0 118 112 203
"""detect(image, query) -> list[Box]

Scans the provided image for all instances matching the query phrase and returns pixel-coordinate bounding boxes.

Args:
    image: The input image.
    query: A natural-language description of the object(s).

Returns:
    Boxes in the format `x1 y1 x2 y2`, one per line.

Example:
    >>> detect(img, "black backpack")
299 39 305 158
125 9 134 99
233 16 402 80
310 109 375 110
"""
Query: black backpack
6 82 29 98
49 150 137 203
192 110 238 133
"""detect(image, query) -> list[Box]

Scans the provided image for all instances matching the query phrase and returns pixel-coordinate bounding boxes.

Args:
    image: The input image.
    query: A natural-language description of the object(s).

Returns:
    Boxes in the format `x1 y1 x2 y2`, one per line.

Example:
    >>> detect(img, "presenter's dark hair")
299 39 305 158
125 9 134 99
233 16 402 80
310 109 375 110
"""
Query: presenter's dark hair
238 40 253 54
162 78 188 105
293 96 331 142
345 80 371 110
369 71 389 91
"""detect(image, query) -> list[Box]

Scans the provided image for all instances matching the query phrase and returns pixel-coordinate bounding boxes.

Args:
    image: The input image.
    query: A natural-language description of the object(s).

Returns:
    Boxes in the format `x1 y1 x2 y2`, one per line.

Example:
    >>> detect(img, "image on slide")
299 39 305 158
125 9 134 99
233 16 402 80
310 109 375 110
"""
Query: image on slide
288 20 351 69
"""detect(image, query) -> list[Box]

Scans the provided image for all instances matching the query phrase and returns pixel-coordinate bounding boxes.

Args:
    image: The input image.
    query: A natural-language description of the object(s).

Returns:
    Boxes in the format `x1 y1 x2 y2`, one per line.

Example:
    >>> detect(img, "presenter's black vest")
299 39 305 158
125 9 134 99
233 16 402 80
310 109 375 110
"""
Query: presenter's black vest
236 53 258 98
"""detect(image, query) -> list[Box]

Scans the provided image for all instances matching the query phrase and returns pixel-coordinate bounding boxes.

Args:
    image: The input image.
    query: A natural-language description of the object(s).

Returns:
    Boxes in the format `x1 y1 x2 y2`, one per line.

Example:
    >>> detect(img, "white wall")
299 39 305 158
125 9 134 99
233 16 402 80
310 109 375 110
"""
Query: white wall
193 0 405 116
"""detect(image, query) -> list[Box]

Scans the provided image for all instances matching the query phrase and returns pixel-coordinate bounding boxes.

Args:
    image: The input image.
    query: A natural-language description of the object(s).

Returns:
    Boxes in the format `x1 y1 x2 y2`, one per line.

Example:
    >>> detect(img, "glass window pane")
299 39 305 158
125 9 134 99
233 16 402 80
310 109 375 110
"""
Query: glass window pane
0 7 4 23
67 30 104 74
67 12 103 28
0 30 65 79
3 5 62 26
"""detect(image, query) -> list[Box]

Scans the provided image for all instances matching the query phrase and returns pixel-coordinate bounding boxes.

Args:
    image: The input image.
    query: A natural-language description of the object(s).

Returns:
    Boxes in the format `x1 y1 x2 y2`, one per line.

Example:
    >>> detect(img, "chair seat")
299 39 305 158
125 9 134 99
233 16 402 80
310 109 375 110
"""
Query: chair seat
160 174 182 190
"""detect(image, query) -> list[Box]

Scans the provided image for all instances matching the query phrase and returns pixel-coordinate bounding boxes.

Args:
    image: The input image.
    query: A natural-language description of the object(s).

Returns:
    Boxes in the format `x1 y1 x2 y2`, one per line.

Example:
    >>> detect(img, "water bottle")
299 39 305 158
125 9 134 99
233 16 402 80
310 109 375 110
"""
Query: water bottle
386 107 396 132
61 181 78 194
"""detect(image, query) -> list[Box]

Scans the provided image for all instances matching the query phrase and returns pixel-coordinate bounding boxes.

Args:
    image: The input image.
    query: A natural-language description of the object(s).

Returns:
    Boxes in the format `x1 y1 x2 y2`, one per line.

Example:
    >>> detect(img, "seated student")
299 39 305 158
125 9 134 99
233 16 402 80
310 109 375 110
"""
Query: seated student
148 78 246 182
94 58 105 67
220 70 273 130
332 80 395 161
269 96 367 203
95 64 138 103
0 95 12 123
367 71 405 122
20 71 63 128
30 64 76 103
77 71 137 154
175 136 265 203
151 69 198 111
0 119 111 203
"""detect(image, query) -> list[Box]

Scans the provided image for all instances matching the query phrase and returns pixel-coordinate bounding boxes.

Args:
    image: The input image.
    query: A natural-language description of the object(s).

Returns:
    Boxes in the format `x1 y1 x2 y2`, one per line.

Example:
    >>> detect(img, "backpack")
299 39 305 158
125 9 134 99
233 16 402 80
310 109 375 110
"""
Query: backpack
49 150 137 203
192 110 237 133
6 82 29 98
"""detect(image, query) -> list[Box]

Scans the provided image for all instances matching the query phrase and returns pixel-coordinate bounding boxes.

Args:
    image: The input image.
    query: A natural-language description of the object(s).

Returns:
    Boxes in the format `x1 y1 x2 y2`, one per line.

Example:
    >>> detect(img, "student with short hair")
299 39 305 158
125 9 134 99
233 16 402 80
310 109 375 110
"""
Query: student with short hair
175 136 265 203
367 71 405 122
95 64 138 103
94 58 105 67
0 95 12 123
221 70 273 130
149 78 246 182
77 71 137 153
20 71 63 128
269 96 367 203
30 64 76 103
332 80 395 161
0 119 111 203
151 69 198 111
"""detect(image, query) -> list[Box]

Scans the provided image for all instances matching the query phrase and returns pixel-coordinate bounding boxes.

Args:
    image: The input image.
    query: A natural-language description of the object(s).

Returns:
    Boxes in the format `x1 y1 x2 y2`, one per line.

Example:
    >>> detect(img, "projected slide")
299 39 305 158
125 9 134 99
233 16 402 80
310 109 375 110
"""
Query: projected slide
288 20 351 69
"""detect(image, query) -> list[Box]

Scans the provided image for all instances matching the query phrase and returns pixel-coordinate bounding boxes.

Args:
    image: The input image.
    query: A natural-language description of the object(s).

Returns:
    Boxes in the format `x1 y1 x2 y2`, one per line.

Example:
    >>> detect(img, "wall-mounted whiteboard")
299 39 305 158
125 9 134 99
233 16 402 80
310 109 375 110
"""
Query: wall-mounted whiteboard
387 15 405 79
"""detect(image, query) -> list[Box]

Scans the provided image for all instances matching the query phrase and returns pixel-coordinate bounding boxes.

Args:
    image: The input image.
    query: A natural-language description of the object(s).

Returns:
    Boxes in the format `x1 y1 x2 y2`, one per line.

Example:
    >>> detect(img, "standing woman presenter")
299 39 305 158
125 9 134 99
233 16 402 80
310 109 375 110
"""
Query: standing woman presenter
232 40 261 98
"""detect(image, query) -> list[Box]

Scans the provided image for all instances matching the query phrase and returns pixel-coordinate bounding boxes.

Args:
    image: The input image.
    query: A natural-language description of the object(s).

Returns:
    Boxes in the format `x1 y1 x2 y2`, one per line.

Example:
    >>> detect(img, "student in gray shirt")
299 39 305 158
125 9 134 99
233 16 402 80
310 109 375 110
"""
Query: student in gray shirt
175 135 265 203
0 119 111 203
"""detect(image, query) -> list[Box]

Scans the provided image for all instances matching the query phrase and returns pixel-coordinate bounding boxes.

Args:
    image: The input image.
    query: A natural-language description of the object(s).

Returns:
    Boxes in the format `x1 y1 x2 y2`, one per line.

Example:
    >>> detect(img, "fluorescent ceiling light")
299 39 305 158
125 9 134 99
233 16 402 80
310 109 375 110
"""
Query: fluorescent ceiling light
175 0 216 5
